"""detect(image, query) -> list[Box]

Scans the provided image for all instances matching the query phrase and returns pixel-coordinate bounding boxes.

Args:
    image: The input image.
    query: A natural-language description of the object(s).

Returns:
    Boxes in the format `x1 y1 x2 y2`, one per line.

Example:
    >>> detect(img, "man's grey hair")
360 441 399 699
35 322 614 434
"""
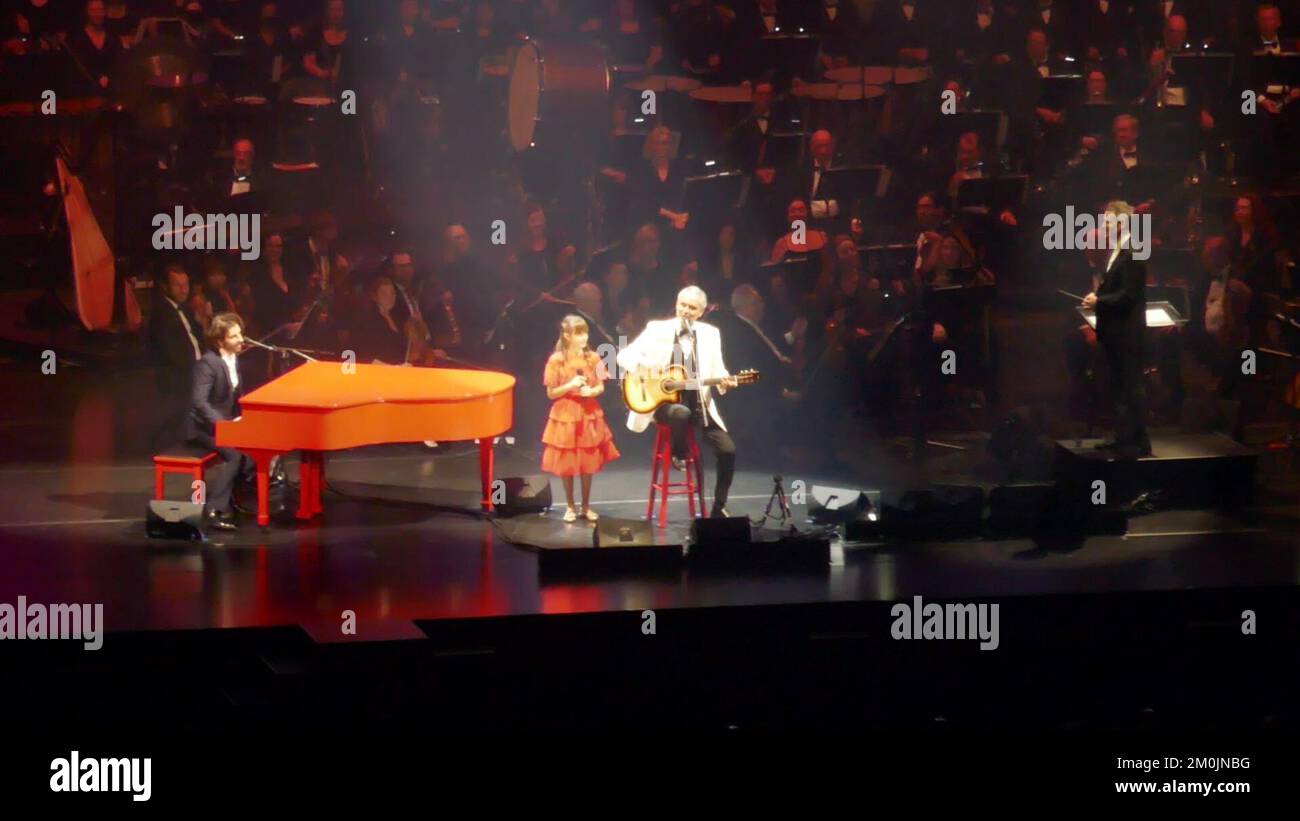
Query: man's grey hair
730 283 761 312
678 285 707 308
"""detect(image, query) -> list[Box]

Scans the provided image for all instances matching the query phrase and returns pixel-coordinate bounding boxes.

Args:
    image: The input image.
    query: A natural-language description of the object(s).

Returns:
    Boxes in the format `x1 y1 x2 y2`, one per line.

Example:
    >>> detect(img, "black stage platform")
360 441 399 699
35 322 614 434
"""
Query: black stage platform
1 368 1297 742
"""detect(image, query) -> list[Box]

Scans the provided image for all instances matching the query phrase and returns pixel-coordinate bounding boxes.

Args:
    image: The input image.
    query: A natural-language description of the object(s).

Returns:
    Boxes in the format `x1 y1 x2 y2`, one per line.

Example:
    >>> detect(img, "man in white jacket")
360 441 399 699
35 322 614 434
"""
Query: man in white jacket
617 286 739 517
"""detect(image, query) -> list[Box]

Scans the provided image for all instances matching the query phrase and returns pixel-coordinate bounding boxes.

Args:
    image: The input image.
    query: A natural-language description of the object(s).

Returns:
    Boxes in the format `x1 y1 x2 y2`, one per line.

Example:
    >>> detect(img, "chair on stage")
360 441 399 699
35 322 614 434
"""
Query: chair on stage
153 448 218 500
646 423 706 528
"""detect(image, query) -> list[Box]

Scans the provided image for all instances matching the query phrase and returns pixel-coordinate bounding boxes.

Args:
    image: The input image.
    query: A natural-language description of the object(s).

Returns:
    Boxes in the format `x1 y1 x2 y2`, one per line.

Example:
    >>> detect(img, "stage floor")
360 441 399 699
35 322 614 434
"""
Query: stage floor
0 436 1296 638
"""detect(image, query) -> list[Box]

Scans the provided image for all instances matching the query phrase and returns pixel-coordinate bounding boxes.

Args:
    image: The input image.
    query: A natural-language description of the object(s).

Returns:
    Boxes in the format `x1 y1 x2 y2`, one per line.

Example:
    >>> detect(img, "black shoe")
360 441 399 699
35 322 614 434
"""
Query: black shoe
1093 439 1121 450
206 511 238 531
231 497 254 517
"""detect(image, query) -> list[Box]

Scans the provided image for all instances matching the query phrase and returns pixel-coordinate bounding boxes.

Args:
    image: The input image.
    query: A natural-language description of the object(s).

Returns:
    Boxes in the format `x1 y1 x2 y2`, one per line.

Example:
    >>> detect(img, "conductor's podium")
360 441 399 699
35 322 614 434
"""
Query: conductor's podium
217 362 516 525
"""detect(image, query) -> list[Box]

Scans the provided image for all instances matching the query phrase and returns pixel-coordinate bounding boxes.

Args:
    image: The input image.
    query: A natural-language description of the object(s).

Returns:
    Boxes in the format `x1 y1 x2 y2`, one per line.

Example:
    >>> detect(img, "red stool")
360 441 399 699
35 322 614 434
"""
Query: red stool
153 451 219 500
646 423 706 528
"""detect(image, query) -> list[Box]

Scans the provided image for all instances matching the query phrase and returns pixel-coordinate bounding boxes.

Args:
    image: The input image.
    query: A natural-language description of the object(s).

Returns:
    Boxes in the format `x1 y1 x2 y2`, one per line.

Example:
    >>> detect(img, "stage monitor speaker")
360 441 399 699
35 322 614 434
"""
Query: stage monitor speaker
988 406 1054 481
881 486 984 539
593 518 657 548
808 485 880 523
987 483 1055 536
146 500 205 541
497 475 552 514
690 516 751 546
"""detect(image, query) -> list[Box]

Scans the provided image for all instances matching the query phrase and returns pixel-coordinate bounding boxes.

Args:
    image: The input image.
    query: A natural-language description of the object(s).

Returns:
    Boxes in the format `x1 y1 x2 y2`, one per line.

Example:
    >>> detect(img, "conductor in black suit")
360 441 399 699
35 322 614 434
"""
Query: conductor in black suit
1082 201 1152 458
187 312 256 530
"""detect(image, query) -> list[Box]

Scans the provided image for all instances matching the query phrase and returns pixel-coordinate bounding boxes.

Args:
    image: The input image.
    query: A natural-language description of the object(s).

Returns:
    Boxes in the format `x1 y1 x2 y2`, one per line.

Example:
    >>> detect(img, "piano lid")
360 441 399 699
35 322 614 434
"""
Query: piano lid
238 361 516 410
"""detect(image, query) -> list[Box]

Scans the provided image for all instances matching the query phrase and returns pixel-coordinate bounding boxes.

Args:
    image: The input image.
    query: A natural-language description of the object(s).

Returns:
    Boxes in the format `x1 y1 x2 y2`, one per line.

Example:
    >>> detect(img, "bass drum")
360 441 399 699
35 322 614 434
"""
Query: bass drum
508 39 610 154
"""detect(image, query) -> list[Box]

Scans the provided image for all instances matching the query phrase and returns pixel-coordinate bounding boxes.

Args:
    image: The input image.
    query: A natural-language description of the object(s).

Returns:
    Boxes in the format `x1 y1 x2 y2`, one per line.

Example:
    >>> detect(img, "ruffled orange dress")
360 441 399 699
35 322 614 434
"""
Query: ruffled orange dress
541 350 621 476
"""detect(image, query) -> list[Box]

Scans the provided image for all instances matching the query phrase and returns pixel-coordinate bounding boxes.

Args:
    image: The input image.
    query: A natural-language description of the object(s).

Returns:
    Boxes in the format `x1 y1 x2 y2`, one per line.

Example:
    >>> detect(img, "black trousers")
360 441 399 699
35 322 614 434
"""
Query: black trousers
653 403 735 510
192 442 254 516
1100 334 1150 448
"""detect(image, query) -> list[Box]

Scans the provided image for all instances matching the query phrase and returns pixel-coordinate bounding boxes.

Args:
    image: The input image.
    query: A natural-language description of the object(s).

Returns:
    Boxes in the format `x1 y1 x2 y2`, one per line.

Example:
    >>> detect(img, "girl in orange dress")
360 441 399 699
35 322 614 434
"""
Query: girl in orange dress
542 315 621 522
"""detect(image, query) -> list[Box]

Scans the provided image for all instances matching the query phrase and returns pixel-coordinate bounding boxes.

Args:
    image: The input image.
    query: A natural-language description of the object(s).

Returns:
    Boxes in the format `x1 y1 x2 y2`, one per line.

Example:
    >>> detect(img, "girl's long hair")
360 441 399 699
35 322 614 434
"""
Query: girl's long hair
554 314 590 353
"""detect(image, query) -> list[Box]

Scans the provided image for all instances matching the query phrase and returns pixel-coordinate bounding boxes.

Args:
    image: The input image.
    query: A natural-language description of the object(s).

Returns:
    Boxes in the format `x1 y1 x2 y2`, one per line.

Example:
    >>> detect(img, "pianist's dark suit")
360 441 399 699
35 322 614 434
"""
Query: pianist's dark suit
188 350 254 516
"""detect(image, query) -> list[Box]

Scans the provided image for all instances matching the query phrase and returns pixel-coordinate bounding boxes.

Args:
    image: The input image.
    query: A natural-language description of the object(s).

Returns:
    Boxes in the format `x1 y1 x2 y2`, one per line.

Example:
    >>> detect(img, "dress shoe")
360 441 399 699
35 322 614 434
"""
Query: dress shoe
206 511 238 531
231 497 255 517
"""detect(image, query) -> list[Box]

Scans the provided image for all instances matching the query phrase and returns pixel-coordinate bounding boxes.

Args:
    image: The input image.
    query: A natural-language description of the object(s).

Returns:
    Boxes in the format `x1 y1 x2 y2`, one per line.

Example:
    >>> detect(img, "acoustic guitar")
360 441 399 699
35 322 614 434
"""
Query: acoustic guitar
622 366 760 414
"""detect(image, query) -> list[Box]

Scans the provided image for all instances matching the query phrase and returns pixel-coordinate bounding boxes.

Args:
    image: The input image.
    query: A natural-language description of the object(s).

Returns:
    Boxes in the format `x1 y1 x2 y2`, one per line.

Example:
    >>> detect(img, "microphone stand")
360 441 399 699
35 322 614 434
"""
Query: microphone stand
243 337 322 362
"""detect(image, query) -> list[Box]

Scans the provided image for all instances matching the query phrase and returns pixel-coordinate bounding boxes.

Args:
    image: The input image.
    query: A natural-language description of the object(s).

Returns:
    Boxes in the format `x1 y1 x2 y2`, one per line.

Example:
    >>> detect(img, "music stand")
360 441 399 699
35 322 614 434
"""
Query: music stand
1076 300 1189 329
859 243 916 285
684 171 747 223
1042 74 1084 111
1070 101 1120 140
954 174 1028 214
1247 52 1300 92
823 164 890 202
760 254 820 294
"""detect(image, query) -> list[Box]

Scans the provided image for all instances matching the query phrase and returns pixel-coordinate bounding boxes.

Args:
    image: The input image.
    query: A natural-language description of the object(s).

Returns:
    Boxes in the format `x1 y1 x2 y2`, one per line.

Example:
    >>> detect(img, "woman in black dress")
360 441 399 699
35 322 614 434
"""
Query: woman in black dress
626 126 692 240
248 232 305 337
301 0 351 89
350 275 408 365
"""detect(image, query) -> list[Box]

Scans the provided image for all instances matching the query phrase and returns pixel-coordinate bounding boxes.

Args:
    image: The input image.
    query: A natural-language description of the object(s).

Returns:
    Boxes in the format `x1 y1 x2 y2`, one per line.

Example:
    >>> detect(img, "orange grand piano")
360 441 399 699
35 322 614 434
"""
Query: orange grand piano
217 361 516 526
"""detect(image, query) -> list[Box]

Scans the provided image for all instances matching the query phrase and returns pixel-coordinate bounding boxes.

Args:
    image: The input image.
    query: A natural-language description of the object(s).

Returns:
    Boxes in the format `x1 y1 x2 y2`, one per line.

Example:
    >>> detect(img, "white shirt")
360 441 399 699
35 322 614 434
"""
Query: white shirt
1106 235 1130 272
166 296 202 360
221 350 240 390
1203 265 1232 334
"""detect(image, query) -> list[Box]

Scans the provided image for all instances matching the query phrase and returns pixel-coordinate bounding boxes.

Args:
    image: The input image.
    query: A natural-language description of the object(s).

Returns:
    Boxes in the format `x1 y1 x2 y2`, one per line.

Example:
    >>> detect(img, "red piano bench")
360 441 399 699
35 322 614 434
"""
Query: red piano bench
646 423 706 528
153 450 219 500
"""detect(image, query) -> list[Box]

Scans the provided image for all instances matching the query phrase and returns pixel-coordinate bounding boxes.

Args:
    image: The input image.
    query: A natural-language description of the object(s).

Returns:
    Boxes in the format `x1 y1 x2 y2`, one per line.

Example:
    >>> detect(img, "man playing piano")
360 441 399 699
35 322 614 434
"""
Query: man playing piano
188 312 256 531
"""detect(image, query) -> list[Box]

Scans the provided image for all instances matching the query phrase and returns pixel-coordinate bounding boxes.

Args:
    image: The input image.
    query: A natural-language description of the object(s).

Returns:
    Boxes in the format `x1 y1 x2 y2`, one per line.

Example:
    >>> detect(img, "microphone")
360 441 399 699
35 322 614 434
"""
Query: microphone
243 337 278 352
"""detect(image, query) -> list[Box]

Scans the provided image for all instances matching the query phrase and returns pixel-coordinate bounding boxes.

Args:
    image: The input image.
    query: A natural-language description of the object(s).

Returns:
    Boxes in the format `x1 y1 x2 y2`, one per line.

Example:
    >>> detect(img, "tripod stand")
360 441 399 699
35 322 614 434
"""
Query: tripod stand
754 474 792 528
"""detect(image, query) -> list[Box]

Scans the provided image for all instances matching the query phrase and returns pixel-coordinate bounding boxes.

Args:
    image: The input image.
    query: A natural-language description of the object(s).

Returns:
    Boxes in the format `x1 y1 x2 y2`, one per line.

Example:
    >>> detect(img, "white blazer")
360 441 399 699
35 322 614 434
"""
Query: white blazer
616 318 730 433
